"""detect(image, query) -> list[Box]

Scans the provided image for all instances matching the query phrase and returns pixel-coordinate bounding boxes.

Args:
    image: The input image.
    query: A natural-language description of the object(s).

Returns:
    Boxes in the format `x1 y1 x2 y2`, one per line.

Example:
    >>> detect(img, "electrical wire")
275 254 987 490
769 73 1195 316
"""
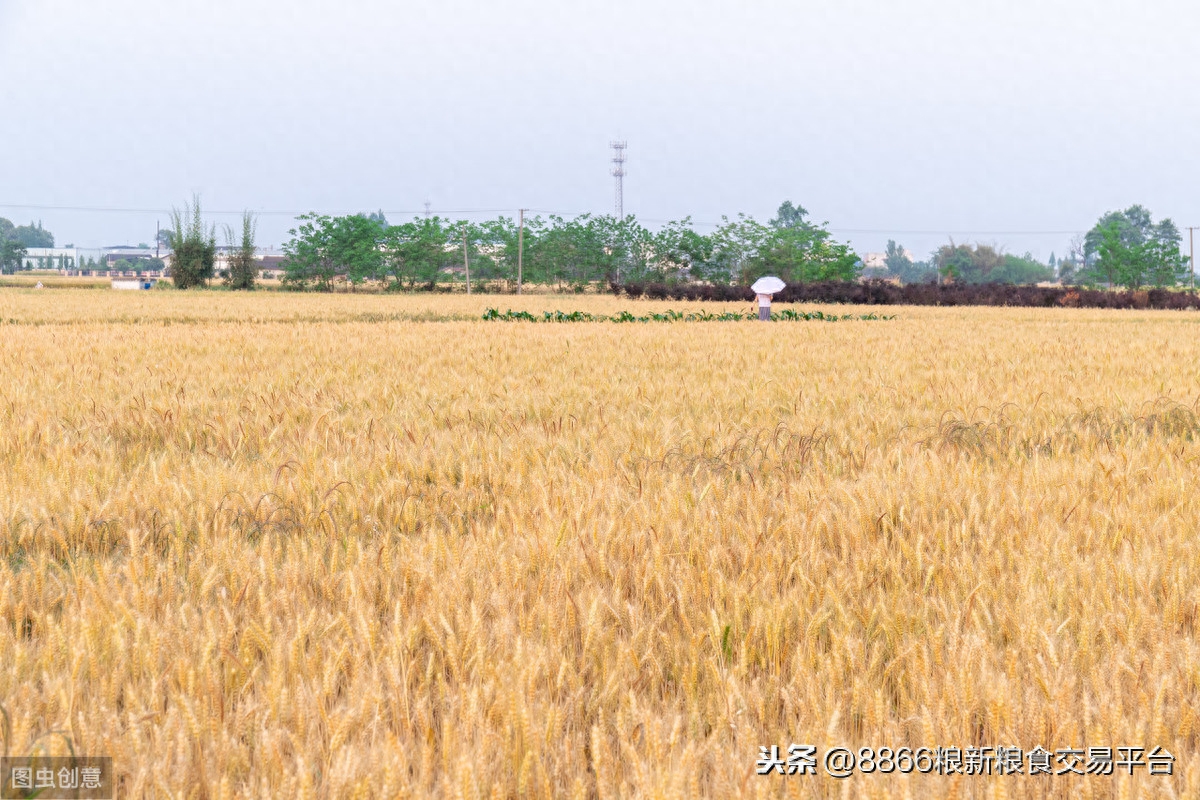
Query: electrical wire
0 201 1094 235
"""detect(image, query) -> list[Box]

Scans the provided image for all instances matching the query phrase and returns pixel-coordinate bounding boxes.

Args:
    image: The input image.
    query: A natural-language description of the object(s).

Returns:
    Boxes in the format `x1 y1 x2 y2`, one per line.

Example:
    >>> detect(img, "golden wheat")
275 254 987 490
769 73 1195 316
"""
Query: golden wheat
1 289 1198 799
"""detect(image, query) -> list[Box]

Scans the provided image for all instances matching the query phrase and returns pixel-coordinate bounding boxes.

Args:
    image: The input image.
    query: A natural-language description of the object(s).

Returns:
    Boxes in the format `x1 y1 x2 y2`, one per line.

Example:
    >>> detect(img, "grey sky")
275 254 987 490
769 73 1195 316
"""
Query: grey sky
3 0 1200 261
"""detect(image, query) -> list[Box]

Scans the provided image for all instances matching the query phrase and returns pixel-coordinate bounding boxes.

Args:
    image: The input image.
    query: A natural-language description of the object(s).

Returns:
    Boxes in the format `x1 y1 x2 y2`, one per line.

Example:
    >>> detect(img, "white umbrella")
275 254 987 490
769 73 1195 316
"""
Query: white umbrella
751 276 786 295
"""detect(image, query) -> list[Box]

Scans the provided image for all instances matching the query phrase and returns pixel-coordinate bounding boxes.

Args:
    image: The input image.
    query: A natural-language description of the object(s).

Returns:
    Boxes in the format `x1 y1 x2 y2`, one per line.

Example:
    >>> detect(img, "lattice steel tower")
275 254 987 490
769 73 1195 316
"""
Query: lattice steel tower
610 141 627 218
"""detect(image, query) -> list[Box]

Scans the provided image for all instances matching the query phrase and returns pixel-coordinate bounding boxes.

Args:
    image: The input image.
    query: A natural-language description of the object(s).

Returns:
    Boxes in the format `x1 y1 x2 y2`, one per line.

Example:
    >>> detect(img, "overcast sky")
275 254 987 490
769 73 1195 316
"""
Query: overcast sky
3 0 1200 260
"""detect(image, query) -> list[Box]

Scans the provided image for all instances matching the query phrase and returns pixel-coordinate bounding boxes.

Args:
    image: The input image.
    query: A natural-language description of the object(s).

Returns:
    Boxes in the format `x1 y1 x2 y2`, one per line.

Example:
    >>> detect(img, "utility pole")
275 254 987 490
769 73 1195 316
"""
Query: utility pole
156 220 160 259
517 208 525 294
424 201 431 220
1190 226 1196 292
610 141 627 218
462 224 471 295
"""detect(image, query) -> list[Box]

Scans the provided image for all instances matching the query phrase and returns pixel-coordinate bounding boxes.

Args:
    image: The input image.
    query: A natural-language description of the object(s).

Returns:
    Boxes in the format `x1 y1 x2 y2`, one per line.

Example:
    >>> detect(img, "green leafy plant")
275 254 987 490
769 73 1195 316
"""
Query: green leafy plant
167 195 217 290
224 212 258 290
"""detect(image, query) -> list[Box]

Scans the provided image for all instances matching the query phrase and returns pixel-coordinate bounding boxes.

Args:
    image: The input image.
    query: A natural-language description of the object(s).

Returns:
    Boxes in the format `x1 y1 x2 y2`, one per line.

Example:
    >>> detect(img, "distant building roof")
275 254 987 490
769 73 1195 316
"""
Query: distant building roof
106 252 162 263
105 247 161 257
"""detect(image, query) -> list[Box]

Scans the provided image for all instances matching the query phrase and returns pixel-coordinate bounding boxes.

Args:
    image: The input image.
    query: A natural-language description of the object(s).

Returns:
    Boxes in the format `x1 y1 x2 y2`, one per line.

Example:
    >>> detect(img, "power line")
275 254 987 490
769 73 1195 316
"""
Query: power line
0 202 520 216
0 200 1096 236
505 213 1087 236
635 217 1087 235
829 228 1085 236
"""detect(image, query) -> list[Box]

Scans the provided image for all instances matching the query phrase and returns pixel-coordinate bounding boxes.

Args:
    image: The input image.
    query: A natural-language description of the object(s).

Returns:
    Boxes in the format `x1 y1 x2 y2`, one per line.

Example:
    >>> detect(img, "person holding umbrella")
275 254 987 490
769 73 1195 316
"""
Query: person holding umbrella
751 276 785 321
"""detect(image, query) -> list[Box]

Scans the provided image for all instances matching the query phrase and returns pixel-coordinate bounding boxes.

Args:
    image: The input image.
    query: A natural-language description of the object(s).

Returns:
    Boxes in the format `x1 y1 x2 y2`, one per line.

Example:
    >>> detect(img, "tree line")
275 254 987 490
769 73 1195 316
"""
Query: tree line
276 201 858 292
1 201 1190 291
876 205 1188 290
0 218 54 273
274 201 1191 292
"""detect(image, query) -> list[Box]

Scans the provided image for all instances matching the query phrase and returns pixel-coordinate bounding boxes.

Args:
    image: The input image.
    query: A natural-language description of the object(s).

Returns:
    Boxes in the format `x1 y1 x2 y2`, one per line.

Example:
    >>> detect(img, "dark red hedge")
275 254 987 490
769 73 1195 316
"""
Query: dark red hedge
610 280 1200 310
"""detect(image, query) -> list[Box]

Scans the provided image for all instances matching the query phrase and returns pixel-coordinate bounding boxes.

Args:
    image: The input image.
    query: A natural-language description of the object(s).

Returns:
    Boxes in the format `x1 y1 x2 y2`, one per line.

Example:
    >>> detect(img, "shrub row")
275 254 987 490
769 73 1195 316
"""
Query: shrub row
612 280 1200 309
613 282 755 301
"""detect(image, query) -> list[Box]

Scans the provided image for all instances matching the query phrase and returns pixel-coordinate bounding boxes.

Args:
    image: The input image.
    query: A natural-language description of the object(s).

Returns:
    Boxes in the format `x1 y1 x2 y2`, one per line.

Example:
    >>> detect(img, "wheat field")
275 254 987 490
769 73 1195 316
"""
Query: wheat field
1 289 1199 799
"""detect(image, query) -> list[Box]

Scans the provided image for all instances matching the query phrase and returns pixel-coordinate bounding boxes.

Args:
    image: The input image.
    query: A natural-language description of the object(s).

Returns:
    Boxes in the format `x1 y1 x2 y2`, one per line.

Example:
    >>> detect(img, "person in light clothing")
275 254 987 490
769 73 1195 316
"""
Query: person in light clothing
750 276 785 321
756 293 771 321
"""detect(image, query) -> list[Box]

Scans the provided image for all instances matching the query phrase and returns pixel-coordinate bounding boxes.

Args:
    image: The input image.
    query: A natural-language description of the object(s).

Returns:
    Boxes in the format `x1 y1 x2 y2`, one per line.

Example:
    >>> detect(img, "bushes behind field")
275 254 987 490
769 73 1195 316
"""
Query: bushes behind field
611 280 1200 309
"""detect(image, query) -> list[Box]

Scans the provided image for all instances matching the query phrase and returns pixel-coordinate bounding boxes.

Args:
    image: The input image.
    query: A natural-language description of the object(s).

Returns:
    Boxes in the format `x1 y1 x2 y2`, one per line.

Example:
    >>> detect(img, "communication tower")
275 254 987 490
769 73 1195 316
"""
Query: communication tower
610 141 627 218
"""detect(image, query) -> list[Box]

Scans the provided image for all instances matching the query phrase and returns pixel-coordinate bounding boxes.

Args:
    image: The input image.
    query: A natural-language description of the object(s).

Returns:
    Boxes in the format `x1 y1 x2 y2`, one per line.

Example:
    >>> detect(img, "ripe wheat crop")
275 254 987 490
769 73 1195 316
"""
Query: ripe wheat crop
1 290 1198 799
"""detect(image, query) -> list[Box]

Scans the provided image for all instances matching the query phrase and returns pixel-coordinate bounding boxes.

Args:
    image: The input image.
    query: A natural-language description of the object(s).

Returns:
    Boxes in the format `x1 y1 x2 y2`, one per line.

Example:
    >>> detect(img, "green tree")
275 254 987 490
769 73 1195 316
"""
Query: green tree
1145 237 1190 287
518 214 645 289
112 257 166 274
1092 222 1138 288
882 240 936 283
1057 236 1086 284
281 213 386 290
932 243 1052 284
883 240 911 276
592 215 654 286
753 202 859 283
935 242 994 283
477 216 522 290
168 196 217 289
1084 205 1152 264
651 218 714 283
710 214 771 284
758 226 858 282
1083 205 1182 267
380 217 454 290
1080 207 1187 288
0 240 26 274
453 221 501 292
11 221 54 248
528 215 603 288
769 201 810 230
992 253 1054 284
224 212 258 290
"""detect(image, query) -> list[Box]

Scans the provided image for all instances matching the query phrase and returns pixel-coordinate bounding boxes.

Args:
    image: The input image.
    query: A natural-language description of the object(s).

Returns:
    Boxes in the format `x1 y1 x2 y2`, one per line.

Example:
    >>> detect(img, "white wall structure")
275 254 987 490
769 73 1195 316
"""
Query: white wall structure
22 247 79 270
861 248 917 271
112 278 157 290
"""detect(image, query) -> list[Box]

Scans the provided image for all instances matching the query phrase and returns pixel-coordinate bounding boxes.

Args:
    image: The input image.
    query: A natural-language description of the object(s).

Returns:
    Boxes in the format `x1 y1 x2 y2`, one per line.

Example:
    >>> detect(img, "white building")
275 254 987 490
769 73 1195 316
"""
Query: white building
112 277 158 290
22 247 79 270
861 248 916 271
